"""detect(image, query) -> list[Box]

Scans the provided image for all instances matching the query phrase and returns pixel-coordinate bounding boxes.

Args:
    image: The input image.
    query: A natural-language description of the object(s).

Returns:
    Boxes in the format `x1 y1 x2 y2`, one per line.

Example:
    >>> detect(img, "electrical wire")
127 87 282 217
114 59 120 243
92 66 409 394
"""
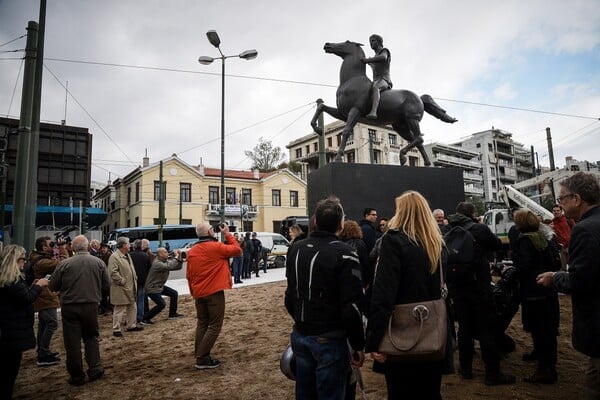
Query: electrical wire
0 34 26 48
5 58 24 118
43 57 599 120
43 63 136 164
177 102 314 156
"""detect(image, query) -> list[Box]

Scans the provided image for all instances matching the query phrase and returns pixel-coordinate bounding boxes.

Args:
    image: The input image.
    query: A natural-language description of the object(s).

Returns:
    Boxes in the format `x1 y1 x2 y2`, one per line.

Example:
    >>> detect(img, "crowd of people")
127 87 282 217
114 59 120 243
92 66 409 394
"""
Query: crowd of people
284 172 600 399
1 171 599 399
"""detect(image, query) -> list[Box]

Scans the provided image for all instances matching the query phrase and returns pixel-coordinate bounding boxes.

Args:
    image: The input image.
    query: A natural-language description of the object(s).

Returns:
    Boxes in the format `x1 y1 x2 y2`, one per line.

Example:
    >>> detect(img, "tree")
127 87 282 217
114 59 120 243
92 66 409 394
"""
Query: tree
245 137 287 172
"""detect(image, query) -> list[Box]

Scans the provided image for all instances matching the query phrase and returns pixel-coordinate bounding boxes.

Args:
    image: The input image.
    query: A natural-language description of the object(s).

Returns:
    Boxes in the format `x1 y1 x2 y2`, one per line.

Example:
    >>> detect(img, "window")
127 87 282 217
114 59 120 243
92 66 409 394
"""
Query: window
488 143 493 151
127 219 131 228
347 132 354 142
209 186 219 204
242 188 252 205
135 182 140 202
272 189 281 206
388 133 397 145
135 217 139 227
327 137 332 147
409 156 419 166
490 167 496 177
346 151 356 163
180 182 191 203
476 143 481 148
337 134 341 146
181 219 192 225
153 181 166 201
290 190 298 207
313 142 318 152
226 187 236 204
127 187 131 205
295 148 302 158
368 129 377 142
305 145 310 155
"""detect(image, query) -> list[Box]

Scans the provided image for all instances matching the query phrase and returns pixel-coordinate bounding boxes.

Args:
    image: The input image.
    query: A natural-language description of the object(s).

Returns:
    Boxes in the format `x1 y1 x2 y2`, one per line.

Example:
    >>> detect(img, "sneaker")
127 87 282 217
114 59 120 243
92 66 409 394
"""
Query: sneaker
37 354 60 366
112 331 123 337
140 319 154 325
485 372 517 386
126 326 144 332
168 313 184 320
195 357 221 370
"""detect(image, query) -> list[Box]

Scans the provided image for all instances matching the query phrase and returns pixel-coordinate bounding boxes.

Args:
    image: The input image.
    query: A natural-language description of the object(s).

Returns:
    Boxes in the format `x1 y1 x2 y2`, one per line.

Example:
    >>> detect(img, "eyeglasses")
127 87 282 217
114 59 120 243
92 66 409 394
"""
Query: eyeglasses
369 213 377 217
379 223 386 227
556 193 576 203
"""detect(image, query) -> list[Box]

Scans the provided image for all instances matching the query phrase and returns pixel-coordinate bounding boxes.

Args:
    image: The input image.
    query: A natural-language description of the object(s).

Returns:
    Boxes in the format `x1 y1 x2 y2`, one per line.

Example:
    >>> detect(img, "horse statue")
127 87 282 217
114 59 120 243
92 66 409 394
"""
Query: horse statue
310 40 457 165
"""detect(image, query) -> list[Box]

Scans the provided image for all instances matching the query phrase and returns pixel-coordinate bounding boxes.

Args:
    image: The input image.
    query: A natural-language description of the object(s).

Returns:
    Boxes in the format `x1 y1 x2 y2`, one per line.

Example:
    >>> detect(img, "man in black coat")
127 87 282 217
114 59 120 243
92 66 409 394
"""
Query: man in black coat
447 202 515 386
538 172 600 397
129 239 152 323
359 207 379 253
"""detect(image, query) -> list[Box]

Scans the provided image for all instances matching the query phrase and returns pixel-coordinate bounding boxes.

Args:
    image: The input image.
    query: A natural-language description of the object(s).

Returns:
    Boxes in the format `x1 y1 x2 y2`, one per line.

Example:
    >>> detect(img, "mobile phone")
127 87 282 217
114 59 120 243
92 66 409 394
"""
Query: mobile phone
44 274 52 280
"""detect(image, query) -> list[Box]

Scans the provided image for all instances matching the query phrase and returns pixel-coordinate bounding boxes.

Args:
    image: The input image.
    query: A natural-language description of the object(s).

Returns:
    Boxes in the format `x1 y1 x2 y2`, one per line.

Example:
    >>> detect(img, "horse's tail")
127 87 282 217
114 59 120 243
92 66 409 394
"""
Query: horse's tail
421 94 458 123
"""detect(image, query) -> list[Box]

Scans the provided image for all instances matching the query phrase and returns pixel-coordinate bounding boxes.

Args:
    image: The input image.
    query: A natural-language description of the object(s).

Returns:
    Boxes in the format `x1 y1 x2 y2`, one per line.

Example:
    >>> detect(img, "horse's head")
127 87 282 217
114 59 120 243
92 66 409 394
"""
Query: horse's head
324 40 364 59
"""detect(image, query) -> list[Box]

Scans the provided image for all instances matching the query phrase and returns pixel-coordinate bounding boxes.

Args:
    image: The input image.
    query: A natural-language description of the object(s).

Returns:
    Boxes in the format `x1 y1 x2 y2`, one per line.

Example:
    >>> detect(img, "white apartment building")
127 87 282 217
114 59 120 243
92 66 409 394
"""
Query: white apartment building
423 142 484 199
451 128 534 203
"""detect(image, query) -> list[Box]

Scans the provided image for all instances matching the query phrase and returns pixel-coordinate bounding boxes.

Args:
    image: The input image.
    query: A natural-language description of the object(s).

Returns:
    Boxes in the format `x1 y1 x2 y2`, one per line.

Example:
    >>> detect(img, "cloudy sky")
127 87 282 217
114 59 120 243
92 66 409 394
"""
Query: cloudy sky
1 0 599 183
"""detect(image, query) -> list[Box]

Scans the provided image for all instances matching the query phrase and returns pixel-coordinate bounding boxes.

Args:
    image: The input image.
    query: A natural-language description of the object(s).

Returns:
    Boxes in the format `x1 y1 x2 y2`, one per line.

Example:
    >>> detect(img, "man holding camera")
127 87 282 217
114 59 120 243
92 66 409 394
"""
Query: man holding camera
186 222 241 369
140 247 184 325
29 236 69 366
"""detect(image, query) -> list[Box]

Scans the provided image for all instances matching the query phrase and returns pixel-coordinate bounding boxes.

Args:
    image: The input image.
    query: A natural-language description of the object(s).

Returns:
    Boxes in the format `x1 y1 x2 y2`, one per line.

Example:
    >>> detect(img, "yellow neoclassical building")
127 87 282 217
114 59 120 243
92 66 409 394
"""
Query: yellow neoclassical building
92 155 307 237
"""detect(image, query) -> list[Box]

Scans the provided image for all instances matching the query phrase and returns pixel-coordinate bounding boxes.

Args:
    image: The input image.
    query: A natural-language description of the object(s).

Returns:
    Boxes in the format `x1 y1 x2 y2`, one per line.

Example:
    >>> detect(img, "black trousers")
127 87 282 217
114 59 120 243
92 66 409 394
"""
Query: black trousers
0 349 22 400
453 294 502 374
61 303 103 380
523 295 559 367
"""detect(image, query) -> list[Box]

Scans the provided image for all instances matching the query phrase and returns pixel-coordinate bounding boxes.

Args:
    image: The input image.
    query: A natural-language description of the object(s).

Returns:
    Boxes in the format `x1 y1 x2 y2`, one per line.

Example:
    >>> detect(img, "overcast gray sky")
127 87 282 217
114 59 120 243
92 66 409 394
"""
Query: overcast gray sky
1 0 599 182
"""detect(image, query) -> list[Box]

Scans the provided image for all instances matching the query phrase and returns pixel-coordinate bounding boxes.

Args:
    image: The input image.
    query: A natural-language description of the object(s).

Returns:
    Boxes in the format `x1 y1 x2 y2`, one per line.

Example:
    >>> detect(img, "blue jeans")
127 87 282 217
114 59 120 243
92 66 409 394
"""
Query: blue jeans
136 287 147 322
143 286 179 321
232 257 243 282
291 330 349 400
37 308 58 357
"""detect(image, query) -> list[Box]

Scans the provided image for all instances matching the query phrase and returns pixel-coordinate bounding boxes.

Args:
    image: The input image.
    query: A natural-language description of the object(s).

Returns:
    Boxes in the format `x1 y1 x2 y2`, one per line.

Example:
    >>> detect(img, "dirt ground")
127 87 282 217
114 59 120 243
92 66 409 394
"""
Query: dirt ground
15 281 585 400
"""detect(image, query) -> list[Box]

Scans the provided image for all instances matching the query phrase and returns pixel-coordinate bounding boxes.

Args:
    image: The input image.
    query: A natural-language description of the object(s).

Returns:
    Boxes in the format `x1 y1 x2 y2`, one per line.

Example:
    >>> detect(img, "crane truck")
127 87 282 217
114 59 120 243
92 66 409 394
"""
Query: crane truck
483 167 600 257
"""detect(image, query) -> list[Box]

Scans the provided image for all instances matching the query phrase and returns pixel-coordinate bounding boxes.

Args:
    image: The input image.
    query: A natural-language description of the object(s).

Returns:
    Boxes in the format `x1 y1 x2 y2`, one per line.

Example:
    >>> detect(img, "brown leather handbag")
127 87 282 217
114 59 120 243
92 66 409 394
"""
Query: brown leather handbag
378 263 448 362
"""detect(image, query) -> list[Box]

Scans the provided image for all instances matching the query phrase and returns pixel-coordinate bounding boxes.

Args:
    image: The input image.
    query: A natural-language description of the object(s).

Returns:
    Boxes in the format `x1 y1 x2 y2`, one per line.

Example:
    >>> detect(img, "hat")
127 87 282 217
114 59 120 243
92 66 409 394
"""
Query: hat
252 232 257 236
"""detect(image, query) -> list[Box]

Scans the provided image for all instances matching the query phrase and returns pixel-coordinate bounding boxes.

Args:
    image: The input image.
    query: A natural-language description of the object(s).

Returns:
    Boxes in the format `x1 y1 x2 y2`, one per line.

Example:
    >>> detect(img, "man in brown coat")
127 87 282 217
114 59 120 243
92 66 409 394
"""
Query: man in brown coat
29 236 69 366
108 237 143 337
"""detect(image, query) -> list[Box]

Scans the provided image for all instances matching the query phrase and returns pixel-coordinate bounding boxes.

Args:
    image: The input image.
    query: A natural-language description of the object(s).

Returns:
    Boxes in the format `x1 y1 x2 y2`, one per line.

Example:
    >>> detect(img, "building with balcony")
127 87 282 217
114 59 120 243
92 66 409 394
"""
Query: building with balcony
423 142 484 198
451 128 534 203
286 120 425 179
91 154 307 238
564 156 600 172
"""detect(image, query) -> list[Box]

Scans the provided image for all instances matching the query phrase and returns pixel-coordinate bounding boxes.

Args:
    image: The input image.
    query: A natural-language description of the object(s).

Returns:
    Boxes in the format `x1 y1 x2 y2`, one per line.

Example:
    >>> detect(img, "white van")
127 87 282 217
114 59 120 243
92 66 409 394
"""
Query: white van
241 232 290 268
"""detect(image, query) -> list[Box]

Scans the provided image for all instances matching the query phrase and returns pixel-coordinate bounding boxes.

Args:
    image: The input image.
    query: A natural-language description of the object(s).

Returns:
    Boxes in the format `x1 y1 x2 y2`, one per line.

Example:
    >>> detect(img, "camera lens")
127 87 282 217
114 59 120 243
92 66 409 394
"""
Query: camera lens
49 241 55 247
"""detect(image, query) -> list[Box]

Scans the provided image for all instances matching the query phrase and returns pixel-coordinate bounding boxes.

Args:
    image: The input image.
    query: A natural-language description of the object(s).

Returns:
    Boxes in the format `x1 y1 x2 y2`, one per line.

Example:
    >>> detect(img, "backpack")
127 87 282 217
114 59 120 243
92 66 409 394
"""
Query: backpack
444 222 477 284
23 259 37 286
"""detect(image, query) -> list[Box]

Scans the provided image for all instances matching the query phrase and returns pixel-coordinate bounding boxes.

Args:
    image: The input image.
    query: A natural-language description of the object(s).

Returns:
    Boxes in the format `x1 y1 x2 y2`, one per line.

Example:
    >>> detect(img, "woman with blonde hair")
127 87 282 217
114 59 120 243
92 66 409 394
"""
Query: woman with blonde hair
365 191 446 399
0 245 49 399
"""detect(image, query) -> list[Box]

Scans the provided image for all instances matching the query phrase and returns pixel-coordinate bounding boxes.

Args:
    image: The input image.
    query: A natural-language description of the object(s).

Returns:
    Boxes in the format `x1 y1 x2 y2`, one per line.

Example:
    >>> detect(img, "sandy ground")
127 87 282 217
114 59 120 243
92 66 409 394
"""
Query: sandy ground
14 276 586 400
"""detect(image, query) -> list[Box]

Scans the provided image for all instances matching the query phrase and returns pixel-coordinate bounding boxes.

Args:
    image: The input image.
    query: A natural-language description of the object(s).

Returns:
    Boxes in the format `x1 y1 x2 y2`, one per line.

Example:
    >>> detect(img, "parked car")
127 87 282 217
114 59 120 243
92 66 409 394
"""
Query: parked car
240 232 290 268
174 240 198 258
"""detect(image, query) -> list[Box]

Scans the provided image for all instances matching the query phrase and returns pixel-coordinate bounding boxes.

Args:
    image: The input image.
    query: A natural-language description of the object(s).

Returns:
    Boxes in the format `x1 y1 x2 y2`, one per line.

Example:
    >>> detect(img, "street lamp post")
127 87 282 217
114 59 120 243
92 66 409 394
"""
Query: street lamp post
199 30 257 224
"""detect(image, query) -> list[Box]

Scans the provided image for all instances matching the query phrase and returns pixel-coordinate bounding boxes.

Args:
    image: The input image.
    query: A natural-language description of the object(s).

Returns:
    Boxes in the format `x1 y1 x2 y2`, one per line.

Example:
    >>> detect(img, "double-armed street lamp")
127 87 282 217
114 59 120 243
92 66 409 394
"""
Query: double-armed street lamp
198 30 257 224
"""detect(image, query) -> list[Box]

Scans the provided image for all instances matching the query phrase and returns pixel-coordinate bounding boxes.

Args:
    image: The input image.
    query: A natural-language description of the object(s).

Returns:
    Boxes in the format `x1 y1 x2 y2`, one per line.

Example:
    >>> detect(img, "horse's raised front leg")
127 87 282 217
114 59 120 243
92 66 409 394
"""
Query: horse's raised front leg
400 118 431 166
335 107 361 162
310 99 346 135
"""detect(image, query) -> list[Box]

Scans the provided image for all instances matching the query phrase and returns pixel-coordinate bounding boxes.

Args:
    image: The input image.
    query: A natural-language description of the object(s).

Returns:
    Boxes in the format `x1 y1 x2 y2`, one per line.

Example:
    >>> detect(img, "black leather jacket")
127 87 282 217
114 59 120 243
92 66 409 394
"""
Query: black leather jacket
284 231 365 351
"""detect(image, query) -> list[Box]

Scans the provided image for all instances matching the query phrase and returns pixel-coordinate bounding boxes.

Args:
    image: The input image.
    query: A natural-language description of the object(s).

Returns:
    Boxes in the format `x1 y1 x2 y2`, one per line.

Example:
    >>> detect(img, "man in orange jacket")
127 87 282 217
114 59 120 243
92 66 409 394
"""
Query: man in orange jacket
186 222 241 369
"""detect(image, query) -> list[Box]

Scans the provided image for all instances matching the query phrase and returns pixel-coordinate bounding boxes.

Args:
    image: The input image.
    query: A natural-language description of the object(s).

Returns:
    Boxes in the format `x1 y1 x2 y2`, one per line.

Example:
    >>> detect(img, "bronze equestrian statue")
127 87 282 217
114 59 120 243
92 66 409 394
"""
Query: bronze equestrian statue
310 40 457 165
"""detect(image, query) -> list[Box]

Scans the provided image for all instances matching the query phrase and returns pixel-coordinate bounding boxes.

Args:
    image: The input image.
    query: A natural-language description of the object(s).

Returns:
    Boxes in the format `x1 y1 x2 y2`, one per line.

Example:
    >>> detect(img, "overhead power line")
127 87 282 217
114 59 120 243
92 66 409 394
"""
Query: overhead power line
43 64 136 164
0 34 26 47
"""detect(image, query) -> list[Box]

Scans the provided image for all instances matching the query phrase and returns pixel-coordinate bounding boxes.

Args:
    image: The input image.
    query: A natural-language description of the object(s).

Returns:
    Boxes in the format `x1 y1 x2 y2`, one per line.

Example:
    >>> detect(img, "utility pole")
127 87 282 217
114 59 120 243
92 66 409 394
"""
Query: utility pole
12 21 39 250
546 127 556 171
158 161 165 246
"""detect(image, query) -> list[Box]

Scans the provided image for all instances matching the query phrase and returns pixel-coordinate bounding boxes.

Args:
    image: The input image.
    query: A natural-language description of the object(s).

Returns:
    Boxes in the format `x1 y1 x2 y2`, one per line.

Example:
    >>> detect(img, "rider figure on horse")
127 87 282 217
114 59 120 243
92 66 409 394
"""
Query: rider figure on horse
361 34 393 119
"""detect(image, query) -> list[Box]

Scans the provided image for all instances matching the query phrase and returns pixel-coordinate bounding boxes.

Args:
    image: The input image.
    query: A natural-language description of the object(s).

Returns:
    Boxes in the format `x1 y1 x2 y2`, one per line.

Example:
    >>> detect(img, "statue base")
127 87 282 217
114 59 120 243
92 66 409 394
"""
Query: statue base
307 163 465 221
